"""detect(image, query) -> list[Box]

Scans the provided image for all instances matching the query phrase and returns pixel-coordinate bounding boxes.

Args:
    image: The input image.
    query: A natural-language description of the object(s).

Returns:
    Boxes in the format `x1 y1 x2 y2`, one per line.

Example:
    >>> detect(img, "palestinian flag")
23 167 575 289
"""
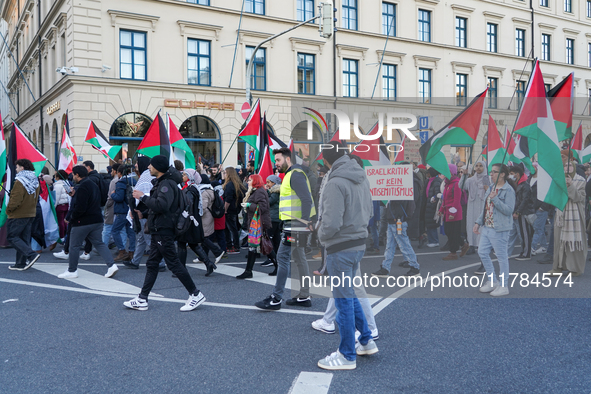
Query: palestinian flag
315 129 345 166
352 121 391 166
481 144 487 161
288 138 304 165
569 123 582 162
548 73 574 141
514 60 567 210
486 115 508 171
419 88 488 178
267 128 286 164
167 114 195 170
85 121 122 161
393 135 406 164
13 123 47 175
237 98 261 158
0 123 47 227
258 144 274 182
39 180 60 246
58 112 77 173
256 112 270 171
137 112 171 160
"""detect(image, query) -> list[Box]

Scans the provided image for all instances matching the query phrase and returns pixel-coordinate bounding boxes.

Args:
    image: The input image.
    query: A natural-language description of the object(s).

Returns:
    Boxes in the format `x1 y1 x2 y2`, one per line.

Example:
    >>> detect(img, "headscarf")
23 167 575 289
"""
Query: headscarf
448 164 457 177
466 160 490 201
15 170 39 194
183 168 201 186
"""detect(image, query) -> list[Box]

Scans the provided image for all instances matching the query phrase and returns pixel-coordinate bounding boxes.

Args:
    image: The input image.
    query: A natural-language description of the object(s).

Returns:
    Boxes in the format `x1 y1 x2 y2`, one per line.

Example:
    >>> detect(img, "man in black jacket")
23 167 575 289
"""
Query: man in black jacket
57 166 118 279
509 165 534 260
125 155 205 312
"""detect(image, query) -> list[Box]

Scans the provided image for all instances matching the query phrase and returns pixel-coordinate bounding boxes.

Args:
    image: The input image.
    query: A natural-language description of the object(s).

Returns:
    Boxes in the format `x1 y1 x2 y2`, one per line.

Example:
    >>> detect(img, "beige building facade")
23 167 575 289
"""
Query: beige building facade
2 0 591 169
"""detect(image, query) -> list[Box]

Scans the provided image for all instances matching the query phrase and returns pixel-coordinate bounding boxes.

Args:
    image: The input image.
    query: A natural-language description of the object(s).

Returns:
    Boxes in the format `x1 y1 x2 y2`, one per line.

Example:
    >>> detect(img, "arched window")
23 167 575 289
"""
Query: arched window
290 120 324 164
179 115 221 165
109 112 153 161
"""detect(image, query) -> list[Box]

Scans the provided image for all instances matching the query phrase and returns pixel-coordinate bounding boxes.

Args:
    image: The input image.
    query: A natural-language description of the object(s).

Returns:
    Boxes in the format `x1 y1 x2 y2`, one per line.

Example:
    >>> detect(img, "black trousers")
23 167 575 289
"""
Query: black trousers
518 215 533 258
63 222 92 254
444 221 462 254
140 234 198 300
7 217 36 266
269 221 283 254
178 241 215 266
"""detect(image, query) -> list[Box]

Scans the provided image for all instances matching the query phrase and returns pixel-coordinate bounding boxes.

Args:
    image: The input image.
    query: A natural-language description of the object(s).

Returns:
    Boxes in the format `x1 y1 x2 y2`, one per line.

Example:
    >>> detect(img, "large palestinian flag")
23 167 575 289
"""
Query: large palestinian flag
167 114 195 170
85 121 122 161
513 60 567 210
548 73 574 142
39 180 60 246
136 112 171 160
0 123 48 227
569 122 582 162
419 89 488 179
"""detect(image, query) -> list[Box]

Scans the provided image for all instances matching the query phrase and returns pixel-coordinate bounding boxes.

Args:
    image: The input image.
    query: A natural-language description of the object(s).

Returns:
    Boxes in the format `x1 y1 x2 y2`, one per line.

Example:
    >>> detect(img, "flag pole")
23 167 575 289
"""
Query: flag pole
220 133 241 166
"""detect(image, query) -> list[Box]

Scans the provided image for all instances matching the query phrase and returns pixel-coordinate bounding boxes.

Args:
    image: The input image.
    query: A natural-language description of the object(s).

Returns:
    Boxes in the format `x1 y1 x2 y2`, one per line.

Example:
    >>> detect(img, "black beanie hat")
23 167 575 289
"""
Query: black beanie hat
150 155 169 173
137 156 151 174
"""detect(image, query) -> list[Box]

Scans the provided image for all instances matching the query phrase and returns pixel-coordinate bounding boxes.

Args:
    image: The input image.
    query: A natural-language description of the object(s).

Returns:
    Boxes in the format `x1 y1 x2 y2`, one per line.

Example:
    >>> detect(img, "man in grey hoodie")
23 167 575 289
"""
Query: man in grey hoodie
316 143 378 371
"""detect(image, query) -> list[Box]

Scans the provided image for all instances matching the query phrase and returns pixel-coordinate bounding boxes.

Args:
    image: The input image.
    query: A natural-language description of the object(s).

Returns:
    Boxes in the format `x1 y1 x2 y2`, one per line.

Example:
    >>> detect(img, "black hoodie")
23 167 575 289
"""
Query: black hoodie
140 166 183 236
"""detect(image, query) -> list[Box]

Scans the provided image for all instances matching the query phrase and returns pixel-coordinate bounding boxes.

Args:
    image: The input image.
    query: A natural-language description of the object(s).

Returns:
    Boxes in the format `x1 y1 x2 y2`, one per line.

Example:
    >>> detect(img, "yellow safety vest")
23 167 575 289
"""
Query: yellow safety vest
279 168 316 221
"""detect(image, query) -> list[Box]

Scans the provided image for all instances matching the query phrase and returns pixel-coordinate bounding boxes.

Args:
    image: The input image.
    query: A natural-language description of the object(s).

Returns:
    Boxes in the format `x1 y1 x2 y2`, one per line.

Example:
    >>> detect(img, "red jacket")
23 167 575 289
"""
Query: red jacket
440 176 462 222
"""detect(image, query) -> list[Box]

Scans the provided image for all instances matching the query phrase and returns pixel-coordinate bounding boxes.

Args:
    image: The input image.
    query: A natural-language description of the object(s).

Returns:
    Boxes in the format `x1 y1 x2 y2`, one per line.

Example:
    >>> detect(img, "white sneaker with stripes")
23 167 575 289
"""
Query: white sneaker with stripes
317 350 356 370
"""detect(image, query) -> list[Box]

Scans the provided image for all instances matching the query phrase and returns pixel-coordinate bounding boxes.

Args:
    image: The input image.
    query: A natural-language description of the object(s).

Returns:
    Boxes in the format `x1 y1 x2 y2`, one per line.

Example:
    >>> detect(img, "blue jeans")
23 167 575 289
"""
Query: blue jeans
381 222 419 272
102 223 127 246
112 214 135 252
531 210 548 250
272 231 310 299
427 227 439 244
507 220 521 257
327 249 372 361
478 226 510 287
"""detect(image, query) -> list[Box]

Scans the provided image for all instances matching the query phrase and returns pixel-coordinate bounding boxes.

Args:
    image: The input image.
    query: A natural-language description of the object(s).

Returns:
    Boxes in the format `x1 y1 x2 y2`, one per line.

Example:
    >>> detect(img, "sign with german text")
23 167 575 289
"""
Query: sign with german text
366 165 413 201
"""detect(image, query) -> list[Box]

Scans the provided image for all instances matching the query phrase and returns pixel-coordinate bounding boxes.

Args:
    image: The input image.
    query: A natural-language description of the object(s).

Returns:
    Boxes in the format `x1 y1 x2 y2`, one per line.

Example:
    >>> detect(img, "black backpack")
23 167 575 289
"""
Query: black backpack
174 188 192 236
209 187 225 219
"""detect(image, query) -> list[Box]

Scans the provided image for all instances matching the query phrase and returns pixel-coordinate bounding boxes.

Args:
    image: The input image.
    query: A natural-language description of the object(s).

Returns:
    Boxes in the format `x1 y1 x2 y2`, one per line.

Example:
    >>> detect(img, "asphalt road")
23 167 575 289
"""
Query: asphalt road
1 239 590 393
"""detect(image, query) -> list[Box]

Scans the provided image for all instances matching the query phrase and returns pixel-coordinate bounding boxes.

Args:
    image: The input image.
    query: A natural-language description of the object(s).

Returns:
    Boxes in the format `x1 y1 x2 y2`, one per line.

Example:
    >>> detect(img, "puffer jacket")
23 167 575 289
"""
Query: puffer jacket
112 175 137 215
425 176 442 229
140 167 183 236
245 187 272 230
268 184 281 222
53 180 71 206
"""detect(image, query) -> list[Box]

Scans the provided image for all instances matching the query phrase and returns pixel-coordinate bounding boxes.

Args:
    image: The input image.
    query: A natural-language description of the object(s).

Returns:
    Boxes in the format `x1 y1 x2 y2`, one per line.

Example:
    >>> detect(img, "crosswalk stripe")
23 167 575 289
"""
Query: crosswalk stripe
33 263 162 297
288 372 333 394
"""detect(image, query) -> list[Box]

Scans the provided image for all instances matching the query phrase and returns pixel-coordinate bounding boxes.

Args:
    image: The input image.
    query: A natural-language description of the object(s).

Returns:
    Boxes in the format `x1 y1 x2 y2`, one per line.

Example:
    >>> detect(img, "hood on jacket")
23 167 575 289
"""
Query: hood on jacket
327 155 366 185
269 184 281 194
137 156 150 174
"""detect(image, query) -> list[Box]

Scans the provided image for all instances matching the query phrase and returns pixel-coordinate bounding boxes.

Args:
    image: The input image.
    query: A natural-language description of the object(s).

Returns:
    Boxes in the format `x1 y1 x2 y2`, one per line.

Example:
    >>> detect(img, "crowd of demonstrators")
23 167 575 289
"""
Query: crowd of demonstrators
7 141 591 319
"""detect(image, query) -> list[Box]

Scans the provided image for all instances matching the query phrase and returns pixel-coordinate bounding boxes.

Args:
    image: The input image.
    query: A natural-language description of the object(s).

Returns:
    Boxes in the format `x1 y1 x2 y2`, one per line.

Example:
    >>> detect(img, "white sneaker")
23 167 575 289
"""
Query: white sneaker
479 281 499 293
53 250 69 260
180 291 205 311
355 329 380 341
123 296 148 311
317 350 356 370
58 270 78 279
490 286 509 297
532 246 546 255
214 252 225 264
193 257 203 263
427 243 439 248
79 253 91 261
355 339 379 356
311 318 335 334
104 264 119 278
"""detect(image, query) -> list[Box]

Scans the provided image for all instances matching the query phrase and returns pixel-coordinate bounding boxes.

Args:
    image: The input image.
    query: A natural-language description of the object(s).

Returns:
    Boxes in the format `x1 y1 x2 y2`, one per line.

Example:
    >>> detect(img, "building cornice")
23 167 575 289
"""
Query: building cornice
107 10 160 31
177 20 222 39
289 37 326 54
450 4 475 13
